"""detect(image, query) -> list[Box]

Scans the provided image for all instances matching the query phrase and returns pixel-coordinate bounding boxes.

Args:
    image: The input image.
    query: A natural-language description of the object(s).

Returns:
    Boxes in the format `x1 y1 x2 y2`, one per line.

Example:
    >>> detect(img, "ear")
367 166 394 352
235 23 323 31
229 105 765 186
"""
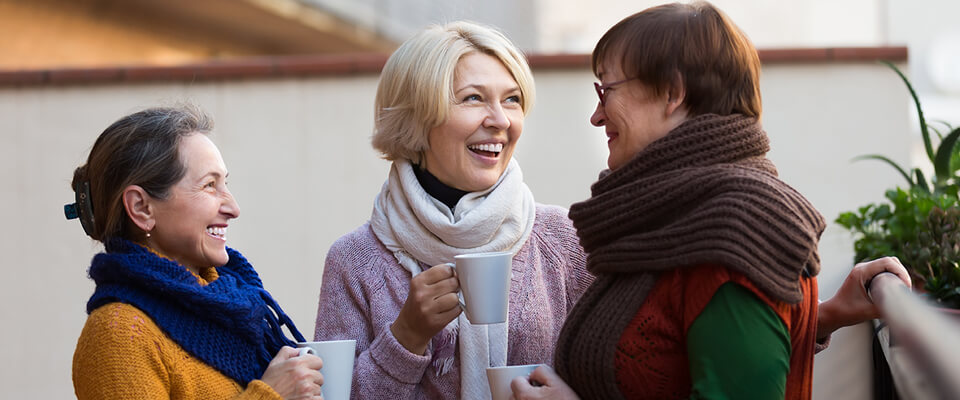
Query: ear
664 78 687 117
122 185 155 233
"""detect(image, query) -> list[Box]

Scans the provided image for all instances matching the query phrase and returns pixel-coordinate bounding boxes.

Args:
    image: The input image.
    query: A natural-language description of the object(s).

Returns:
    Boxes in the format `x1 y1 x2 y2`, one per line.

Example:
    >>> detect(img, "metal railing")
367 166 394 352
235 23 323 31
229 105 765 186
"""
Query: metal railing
868 272 960 399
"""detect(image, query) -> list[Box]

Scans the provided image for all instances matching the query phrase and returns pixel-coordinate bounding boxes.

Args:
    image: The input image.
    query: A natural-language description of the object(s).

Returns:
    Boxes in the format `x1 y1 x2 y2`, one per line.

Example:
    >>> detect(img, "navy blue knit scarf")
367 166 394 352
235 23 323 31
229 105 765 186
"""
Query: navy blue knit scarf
86 238 306 386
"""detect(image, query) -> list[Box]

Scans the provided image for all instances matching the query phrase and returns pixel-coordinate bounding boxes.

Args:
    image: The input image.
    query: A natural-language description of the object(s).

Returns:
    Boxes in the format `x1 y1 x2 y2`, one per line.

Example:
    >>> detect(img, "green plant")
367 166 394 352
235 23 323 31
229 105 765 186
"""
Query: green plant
835 61 960 309
901 207 960 308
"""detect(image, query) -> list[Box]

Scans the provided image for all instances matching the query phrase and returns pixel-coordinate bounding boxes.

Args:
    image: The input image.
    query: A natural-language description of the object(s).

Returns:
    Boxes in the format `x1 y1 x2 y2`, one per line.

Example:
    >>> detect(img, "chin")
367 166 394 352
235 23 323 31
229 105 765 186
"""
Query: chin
207 251 230 267
471 177 501 192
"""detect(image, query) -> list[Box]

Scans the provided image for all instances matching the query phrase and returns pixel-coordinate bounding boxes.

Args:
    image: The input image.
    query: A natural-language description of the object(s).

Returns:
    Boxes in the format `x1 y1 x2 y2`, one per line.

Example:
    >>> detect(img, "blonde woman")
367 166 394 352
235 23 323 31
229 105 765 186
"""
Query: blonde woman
313 21 591 399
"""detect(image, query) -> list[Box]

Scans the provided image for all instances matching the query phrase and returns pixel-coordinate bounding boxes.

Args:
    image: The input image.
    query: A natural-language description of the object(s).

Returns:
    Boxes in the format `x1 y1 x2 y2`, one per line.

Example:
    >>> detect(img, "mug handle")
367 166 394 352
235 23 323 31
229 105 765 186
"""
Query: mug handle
446 262 467 311
298 347 316 357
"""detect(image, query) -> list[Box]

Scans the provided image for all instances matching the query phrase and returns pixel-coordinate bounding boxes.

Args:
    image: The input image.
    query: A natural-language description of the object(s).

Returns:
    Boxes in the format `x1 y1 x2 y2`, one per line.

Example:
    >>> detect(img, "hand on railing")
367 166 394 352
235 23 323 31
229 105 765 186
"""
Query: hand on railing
816 257 912 340
865 263 960 399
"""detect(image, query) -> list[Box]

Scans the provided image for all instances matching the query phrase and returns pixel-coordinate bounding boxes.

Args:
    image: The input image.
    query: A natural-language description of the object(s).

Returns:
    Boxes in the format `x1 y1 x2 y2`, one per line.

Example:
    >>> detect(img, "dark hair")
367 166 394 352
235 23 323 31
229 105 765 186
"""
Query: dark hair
592 1 762 118
70 104 213 242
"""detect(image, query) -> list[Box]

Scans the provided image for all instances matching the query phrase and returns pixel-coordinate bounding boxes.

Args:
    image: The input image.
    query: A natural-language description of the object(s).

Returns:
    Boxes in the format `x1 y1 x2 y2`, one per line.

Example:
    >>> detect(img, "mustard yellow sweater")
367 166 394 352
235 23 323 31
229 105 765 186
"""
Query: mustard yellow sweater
72 267 283 399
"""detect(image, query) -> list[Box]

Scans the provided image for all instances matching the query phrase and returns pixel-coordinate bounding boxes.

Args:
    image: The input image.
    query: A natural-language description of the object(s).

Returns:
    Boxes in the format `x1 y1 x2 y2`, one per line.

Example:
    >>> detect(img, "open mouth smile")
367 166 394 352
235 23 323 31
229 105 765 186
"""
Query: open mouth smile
206 226 226 241
467 143 503 158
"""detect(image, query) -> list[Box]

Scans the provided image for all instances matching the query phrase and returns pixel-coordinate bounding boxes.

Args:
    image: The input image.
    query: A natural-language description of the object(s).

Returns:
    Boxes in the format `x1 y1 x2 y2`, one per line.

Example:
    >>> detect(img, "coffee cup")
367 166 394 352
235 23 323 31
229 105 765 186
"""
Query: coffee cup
296 340 356 400
486 364 546 400
449 251 512 324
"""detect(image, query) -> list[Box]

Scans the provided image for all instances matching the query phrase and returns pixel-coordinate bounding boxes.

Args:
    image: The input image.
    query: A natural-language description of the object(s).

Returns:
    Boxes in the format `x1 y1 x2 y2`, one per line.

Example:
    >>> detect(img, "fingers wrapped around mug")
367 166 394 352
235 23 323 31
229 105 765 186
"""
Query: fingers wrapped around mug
391 263 461 354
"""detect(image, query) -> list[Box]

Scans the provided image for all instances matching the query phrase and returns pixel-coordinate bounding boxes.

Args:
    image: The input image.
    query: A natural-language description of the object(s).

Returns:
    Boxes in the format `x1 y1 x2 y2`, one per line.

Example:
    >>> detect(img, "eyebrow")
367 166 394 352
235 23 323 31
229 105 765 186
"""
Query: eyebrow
198 171 229 180
454 83 521 94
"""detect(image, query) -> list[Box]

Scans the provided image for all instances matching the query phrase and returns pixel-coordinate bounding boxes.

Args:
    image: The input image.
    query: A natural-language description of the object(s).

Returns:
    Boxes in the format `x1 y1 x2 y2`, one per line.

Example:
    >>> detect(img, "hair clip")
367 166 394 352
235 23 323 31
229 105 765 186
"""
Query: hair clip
65 181 95 236
64 203 79 219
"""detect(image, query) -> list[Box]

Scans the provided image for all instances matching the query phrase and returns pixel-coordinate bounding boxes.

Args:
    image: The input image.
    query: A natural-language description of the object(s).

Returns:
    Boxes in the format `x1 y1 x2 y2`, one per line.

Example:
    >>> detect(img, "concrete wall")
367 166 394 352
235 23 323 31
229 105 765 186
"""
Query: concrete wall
0 61 910 398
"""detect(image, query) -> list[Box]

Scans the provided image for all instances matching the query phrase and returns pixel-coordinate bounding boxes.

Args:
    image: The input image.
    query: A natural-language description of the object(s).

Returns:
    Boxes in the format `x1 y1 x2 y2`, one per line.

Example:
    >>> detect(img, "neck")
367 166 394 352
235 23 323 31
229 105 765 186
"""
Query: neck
138 241 204 277
413 164 468 210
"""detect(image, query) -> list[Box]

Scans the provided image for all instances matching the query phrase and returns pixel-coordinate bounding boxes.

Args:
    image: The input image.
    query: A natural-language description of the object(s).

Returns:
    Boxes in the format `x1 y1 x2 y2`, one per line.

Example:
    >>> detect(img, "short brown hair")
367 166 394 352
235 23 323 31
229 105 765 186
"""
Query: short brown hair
592 1 762 118
372 21 535 164
70 104 213 242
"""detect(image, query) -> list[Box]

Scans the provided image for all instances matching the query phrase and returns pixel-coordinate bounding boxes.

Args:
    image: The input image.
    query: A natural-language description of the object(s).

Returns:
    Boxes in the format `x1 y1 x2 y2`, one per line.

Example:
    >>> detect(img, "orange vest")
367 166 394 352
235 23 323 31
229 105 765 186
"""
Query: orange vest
615 264 818 399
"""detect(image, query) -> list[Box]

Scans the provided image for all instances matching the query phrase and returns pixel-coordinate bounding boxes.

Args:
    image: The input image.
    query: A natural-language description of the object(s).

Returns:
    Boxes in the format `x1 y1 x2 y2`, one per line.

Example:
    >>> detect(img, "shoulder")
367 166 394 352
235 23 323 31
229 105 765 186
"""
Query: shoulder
81 302 166 344
327 223 391 262
73 303 175 398
534 203 572 225
323 222 397 281
527 204 588 276
74 303 171 383
677 264 791 330
532 204 578 241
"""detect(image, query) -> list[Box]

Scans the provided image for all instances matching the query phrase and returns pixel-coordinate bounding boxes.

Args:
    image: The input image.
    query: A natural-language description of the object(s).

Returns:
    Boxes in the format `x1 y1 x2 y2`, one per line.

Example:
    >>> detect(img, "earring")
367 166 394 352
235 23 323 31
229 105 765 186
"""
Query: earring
146 230 152 238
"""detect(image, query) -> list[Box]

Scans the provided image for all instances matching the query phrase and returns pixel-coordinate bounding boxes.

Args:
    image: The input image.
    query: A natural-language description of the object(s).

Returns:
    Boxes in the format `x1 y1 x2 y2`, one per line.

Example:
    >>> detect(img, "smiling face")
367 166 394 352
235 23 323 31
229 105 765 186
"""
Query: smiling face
590 58 688 171
146 133 239 270
421 52 524 192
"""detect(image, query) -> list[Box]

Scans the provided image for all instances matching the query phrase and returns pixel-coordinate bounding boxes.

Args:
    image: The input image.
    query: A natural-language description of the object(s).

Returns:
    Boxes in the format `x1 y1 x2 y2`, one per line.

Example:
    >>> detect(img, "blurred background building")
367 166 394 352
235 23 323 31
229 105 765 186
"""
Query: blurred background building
1 0 957 398
3 0 957 119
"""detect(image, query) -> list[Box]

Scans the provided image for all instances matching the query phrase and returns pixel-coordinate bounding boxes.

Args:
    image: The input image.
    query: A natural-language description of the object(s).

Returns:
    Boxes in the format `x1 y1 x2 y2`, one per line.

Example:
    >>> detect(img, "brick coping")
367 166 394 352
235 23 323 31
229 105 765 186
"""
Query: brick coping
0 47 906 87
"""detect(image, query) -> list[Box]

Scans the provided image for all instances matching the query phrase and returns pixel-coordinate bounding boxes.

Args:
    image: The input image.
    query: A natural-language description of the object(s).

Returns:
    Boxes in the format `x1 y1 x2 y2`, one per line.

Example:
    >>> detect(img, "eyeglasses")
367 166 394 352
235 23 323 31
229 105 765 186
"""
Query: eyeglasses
594 77 637 106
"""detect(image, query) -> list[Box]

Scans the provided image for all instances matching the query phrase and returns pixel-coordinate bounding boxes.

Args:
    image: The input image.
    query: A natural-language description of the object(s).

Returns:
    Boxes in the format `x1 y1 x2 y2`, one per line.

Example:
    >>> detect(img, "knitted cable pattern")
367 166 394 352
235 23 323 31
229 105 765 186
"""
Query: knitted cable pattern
87 238 306 385
554 114 825 399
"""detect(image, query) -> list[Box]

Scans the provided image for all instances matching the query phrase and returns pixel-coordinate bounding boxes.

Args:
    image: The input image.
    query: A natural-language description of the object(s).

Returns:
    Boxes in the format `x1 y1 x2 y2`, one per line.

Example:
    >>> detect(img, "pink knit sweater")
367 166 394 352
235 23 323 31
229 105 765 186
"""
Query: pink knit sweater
314 204 591 399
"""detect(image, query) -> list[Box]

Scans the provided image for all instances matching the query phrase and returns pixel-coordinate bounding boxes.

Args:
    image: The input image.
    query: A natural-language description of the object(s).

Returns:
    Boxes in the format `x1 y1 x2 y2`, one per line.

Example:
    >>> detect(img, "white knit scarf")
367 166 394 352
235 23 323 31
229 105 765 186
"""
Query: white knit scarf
370 158 536 400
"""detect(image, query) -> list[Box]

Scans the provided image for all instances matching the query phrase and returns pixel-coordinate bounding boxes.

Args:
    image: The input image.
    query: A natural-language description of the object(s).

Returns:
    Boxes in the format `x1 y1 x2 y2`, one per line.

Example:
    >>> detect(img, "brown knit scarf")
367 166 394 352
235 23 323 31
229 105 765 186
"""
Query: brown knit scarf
554 114 826 399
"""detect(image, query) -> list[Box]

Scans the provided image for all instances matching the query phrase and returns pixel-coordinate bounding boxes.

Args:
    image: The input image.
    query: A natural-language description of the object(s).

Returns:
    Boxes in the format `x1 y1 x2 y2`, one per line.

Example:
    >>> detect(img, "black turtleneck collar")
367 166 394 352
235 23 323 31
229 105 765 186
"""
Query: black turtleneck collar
413 165 469 210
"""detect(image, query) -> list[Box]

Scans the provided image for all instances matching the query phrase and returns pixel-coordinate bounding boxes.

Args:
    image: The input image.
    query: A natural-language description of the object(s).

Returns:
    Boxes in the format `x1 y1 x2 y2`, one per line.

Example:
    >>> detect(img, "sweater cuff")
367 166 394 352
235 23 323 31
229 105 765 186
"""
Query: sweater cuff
814 333 831 354
243 380 283 400
368 328 432 384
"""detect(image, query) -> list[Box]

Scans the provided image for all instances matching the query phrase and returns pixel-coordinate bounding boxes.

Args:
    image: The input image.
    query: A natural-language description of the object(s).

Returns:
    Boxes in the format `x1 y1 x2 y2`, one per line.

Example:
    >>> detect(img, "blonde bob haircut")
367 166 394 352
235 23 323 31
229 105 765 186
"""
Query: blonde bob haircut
372 21 535 164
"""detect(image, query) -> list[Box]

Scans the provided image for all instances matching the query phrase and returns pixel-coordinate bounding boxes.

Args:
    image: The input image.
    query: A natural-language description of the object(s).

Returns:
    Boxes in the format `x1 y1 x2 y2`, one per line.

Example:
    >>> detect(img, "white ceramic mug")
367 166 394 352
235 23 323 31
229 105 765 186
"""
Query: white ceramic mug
296 340 356 400
486 364 546 400
449 251 513 324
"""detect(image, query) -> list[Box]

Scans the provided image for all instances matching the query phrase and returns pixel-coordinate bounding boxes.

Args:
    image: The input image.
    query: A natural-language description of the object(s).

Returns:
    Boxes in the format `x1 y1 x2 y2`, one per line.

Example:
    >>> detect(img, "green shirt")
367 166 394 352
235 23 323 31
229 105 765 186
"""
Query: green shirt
687 282 791 399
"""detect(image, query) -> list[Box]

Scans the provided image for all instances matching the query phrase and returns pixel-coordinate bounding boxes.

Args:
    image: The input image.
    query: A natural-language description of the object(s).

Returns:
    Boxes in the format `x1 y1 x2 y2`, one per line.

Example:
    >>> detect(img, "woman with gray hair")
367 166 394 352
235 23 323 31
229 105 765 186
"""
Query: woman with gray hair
313 21 592 399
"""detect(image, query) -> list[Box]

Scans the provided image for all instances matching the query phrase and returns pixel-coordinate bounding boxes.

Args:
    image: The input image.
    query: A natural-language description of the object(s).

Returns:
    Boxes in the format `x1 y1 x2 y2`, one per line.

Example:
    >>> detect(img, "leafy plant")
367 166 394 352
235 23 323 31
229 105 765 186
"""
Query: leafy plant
901 207 960 308
835 61 960 308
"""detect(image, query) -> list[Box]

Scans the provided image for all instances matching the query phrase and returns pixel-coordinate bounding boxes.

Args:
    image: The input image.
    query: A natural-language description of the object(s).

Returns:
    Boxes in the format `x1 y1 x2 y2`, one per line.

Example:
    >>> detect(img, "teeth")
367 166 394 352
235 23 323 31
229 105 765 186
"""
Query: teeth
468 143 503 153
206 227 226 238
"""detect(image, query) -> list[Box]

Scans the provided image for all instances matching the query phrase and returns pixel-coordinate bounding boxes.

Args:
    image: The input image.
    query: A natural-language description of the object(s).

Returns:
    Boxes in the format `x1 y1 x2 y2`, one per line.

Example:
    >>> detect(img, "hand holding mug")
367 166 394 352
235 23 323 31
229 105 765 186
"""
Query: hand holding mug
259 346 324 399
391 263 461 354
510 365 580 400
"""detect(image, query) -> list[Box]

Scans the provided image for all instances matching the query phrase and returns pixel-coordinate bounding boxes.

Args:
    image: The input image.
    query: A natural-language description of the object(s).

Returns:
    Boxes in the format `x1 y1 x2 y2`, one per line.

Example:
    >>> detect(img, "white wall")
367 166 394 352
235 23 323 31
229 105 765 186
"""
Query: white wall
0 61 910 398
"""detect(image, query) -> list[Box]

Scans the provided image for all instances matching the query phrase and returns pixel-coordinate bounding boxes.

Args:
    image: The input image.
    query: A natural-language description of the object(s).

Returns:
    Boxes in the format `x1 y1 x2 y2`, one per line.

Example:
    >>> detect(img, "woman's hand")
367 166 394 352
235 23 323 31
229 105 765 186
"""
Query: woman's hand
817 256 912 339
510 365 580 400
259 346 324 399
391 263 462 355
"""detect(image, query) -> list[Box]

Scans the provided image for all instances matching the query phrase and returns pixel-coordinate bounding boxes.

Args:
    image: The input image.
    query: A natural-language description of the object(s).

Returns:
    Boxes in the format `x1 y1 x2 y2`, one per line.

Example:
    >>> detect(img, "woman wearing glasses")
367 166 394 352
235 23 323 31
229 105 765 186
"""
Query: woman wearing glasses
312 21 592 399
509 2 912 399
314 12 907 400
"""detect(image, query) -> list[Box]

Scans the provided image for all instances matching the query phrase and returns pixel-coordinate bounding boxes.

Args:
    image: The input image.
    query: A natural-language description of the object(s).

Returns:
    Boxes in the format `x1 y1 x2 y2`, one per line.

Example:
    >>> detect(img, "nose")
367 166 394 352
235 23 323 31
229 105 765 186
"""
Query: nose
220 189 240 219
483 102 511 131
590 102 606 127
